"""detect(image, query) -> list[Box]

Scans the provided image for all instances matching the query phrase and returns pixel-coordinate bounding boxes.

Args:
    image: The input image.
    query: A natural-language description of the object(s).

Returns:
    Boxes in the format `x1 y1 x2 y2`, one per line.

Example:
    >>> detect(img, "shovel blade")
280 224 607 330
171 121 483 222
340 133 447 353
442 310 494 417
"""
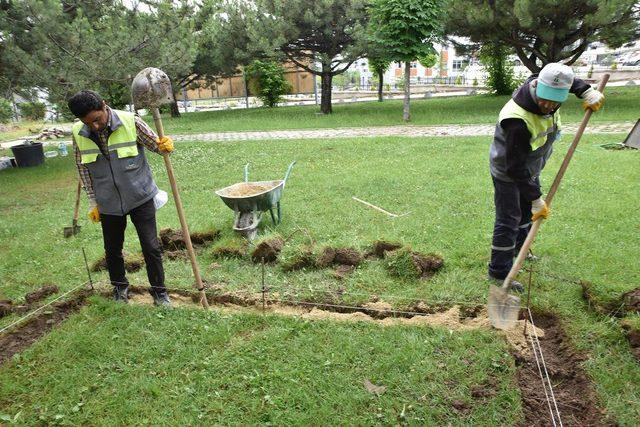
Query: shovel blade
488 285 521 330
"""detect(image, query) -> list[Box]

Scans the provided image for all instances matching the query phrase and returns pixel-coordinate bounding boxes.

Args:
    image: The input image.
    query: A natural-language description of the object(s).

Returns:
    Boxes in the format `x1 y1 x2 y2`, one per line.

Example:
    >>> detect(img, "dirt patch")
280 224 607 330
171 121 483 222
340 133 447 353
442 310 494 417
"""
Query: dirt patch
159 228 220 251
24 285 59 304
91 252 145 273
385 247 444 279
620 319 640 360
0 290 91 365
223 182 277 197
622 288 640 313
367 240 402 258
515 312 612 426
0 300 13 318
251 237 284 263
332 265 355 280
334 248 363 266
164 250 188 260
211 243 247 260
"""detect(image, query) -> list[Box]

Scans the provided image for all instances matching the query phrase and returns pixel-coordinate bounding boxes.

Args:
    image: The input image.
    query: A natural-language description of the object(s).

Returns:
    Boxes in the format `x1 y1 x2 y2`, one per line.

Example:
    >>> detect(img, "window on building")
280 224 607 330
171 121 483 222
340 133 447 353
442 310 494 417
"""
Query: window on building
410 62 417 68
452 60 467 71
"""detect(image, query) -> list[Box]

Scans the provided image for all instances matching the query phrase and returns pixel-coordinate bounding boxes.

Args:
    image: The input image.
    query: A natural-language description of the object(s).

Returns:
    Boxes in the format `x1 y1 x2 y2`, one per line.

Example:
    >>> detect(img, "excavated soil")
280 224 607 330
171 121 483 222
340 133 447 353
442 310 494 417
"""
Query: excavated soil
386 247 444 279
224 183 277 197
0 290 91 365
91 252 145 273
211 244 247 260
620 320 640 360
514 312 611 426
315 247 363 268
332 265 356 280
0 300 13 318
24 285 59 304
367 240 402 258
622 288 640 313
159 228 220 251
281 249 316 272
316 247 337 268
251 237 284 263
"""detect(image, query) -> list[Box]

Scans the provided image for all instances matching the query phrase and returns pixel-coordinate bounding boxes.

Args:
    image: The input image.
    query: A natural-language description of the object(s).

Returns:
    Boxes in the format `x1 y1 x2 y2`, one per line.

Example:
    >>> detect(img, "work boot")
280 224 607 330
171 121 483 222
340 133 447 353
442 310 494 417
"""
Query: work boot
150 290 171 307
113 285 129 303
488 276 525 294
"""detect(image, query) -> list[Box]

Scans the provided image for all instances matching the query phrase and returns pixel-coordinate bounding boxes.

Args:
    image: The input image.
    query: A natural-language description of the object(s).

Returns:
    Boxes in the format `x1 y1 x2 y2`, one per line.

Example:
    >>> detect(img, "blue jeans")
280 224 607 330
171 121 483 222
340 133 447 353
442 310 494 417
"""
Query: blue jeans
488 176 537 279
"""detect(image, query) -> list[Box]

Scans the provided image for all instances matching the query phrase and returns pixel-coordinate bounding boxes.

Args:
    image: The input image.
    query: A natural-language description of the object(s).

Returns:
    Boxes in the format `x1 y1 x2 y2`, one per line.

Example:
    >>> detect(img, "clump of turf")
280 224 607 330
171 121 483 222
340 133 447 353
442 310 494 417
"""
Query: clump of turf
24 285 59 304
210 238 248 260
251 235 284 263
0 299 13 318
620 314 640 360
315 247 363 268
91 252 145 273
367 240 402 258
281 246 316 272
581 281 640 317
385 247 444 280
159 228 220 251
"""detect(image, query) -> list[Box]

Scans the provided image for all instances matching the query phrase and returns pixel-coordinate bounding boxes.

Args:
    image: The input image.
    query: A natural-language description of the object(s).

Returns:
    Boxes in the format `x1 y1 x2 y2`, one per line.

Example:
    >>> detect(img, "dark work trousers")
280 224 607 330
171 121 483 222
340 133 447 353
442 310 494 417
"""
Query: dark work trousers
100 199 165 295
488 176 537 280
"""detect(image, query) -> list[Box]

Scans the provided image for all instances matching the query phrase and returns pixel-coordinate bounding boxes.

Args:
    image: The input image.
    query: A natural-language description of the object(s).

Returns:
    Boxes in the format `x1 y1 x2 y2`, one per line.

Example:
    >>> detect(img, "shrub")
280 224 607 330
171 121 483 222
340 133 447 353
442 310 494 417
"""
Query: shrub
479 43 517 95
19 102 46 120
0 98 13 123
472 77 479 86
246 60 292 108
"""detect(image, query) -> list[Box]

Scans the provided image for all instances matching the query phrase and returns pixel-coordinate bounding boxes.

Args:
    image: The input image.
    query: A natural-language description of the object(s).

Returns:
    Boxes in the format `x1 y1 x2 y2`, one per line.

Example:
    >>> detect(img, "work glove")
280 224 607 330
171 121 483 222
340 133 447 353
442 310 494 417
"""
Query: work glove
531 197 549 222
580 88 604 112
157 136 174 153
88 204 100 223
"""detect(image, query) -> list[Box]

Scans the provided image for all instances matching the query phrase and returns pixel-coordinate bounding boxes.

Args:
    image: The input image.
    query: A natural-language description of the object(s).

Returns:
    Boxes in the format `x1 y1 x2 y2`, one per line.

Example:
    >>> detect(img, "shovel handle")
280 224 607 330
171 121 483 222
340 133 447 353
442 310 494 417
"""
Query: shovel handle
502 74 610 290
73 179 82 223
152 108 209 309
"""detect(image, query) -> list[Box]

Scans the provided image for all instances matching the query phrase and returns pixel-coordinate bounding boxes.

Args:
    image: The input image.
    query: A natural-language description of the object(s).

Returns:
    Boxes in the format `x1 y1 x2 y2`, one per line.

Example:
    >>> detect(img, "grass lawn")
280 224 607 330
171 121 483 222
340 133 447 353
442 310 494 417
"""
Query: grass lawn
0 298 520 425
0 120 73 143
153 86 639 134
1 115 639 422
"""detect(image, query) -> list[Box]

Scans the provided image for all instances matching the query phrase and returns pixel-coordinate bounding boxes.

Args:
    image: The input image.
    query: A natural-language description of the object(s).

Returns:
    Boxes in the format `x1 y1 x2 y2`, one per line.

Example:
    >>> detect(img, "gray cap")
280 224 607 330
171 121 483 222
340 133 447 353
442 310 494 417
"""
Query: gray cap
536 63 574 102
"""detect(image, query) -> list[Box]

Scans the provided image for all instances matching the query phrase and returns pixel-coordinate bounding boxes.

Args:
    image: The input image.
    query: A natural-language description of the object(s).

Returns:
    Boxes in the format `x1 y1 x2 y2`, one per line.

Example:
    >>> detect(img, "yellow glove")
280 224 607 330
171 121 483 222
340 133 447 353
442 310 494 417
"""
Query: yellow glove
581 88 604 112
157 136 174 153
88 206 100 223
531 198 549 222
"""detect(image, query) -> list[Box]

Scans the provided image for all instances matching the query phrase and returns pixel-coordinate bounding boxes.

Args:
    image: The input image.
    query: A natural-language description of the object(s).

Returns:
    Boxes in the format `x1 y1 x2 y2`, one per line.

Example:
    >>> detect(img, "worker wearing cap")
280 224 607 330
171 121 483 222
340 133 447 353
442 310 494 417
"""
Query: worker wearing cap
68 90 174 306
488 63 604 290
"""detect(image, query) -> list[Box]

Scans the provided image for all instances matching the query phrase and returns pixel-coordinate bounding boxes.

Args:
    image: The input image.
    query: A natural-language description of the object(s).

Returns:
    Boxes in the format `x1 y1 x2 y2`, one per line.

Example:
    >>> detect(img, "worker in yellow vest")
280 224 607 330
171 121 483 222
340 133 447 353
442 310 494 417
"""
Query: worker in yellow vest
488 63 604 291
68 90 174 306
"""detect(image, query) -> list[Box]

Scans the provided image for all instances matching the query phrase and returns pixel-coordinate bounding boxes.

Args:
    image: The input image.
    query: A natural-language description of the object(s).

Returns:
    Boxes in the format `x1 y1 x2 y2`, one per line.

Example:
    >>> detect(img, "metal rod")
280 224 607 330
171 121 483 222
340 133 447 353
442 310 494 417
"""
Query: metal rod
261 257 266 312
82 247 94 290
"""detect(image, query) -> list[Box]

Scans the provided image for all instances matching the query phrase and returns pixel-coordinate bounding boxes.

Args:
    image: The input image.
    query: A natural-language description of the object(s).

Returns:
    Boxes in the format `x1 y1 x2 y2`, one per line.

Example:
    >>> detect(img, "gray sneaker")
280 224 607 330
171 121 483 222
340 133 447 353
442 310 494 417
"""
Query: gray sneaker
488 276 525 294
113 285 129 303
151 291 172 307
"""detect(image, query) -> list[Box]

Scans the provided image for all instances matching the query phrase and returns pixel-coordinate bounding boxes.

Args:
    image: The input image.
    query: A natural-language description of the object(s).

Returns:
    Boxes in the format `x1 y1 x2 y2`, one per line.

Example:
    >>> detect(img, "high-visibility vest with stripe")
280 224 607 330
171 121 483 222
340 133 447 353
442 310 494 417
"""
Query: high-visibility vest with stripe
72 110 158 216
490 99 561 182
73 110 138 163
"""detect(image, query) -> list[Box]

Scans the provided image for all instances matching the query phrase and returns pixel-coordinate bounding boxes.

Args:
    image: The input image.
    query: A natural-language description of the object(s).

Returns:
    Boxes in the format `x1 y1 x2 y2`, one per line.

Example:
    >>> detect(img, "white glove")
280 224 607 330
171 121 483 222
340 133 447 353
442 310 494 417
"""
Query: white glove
580 88 604 112
531 197 549 221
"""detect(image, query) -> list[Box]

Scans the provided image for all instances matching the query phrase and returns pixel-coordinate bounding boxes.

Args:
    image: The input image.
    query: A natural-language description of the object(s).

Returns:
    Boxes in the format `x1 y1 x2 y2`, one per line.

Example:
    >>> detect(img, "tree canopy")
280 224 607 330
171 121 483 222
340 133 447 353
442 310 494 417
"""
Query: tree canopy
446 0 640 72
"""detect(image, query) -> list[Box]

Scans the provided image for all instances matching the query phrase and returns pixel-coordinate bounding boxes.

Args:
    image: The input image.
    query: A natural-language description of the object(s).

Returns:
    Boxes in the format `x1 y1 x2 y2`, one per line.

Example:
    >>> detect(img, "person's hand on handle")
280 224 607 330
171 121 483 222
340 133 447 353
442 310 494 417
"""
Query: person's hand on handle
157 136 174 153
581 88 604 112
531 197 549 222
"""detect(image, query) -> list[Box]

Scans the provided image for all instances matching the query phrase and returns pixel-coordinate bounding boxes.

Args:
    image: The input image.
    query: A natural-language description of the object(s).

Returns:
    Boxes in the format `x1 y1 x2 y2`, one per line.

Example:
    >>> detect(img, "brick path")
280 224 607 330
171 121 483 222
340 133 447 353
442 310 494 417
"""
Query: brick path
174 122 636 142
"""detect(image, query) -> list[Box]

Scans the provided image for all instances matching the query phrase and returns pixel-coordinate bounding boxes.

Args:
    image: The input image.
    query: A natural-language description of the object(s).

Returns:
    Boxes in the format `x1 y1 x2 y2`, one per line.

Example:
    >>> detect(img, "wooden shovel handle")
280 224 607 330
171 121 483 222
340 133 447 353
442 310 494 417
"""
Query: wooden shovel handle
502 74 610 289
73 179 82 224
152 108 209 309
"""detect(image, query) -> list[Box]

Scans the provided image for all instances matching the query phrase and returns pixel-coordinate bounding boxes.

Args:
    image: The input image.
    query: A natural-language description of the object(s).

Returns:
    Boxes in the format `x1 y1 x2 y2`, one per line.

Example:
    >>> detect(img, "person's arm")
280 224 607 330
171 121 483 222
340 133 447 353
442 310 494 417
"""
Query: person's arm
73 135 97 206
501 118 542 201
569 77 591 97
134 114 161 153
571 77 604 111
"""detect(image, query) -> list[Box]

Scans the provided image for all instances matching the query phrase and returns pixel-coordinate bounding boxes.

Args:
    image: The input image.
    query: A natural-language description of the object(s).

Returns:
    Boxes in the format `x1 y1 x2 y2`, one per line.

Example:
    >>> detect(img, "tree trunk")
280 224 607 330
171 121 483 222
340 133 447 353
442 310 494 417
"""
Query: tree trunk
403 61 411 122
320 72 332 114
377 69 384 102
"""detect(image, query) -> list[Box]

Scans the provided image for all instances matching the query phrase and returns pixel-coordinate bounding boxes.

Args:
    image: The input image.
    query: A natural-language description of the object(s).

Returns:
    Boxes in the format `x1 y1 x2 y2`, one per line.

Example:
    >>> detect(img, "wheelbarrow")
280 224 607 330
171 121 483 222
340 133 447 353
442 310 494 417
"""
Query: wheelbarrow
215 161 296 239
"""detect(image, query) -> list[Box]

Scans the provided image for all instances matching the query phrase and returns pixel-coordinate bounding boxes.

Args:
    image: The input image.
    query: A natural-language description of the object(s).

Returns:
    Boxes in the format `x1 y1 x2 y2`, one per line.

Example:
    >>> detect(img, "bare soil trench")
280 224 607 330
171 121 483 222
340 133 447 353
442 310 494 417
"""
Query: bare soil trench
0 286 611 425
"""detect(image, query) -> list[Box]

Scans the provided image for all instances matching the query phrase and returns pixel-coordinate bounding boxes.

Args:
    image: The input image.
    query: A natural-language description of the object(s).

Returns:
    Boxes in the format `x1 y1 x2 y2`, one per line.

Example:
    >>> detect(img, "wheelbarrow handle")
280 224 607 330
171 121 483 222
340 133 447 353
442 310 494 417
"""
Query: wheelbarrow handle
283 161 296 187
244 163 250 182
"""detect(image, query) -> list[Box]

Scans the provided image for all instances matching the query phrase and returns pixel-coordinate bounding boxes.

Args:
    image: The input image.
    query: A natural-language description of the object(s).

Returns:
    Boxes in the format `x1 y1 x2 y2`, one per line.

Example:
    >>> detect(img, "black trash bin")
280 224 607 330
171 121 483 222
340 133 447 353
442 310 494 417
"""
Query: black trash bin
11 142 45 167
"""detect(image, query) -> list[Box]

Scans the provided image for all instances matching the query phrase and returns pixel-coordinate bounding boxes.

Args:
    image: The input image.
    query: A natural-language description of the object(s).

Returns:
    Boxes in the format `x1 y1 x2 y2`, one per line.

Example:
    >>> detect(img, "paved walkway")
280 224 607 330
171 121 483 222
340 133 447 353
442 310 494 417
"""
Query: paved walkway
173 122 636 142
1 122 635 150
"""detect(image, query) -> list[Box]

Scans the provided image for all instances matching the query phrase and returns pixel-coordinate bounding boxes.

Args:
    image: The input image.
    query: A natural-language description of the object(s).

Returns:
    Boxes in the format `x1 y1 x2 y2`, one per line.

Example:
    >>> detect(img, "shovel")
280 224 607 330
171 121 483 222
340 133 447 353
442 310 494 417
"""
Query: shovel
488 74 610 330
63 180 82 238
131 67 209 309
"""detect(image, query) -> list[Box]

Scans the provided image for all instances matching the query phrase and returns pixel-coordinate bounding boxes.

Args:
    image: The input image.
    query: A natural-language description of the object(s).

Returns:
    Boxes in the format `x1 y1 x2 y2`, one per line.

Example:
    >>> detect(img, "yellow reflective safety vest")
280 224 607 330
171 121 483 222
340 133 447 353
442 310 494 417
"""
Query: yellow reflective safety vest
490 99 561 182
73 109 158 215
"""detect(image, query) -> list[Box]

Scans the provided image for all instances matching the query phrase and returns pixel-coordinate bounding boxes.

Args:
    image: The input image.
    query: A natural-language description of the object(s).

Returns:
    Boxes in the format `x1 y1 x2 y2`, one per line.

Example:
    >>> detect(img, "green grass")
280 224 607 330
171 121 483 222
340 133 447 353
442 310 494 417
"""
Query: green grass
1 124 639 422
0 298 520 425
150 86 639 134
0 120 72 143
